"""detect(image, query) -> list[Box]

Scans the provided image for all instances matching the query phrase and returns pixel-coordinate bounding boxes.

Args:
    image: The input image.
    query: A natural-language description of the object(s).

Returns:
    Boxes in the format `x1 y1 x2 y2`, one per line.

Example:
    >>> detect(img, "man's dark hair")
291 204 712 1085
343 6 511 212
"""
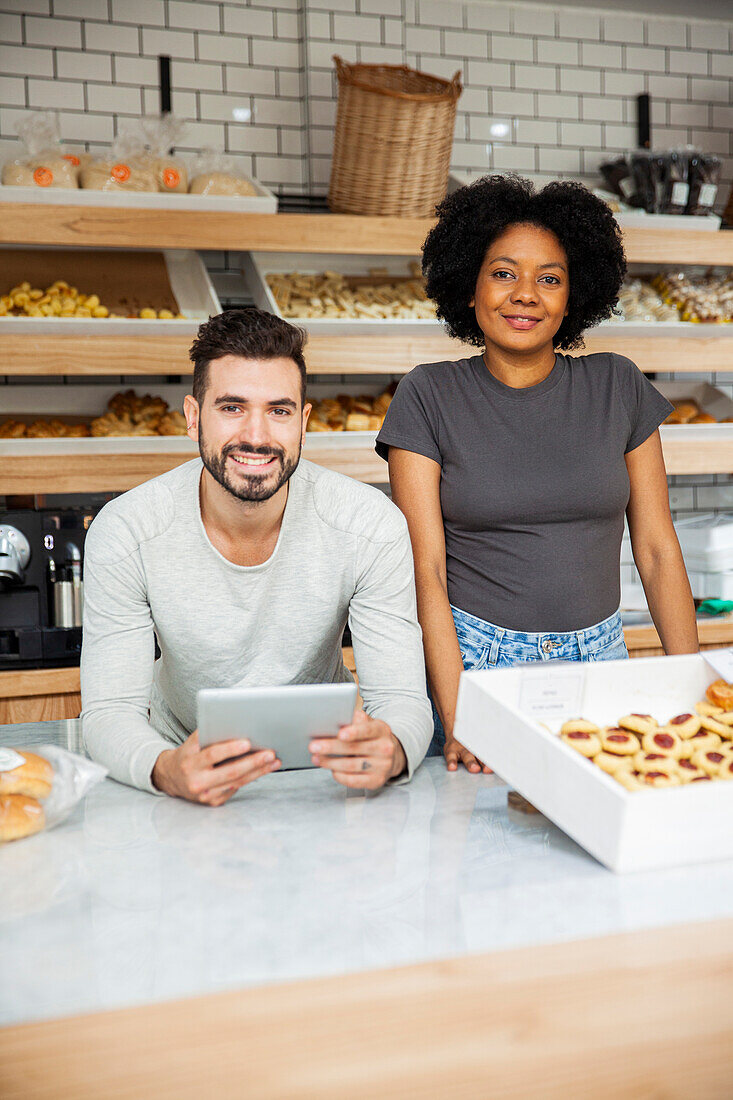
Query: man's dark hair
189 308 308 405
422 174 626 350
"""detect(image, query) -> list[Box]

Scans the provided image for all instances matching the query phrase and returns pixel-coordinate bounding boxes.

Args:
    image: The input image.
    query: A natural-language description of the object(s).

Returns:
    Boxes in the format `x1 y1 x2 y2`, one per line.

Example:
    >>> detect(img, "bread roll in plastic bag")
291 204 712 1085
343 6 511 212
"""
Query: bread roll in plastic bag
80 133 158 192
139 114 188 193
0 745 106 843
1 111 79 189
189 148 257 197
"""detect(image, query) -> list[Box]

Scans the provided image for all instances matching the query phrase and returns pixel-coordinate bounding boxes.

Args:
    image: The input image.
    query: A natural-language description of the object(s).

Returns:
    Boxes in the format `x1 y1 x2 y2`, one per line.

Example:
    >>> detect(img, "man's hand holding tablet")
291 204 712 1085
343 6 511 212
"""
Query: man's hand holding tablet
309 709 406 790
152 731 281 805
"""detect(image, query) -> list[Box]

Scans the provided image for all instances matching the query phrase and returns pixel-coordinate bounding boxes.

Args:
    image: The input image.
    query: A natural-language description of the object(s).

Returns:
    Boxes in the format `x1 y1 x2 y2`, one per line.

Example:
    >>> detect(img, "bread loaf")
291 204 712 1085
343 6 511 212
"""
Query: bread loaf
189 171 257 197
0 748 54 799
2 155 78 189
80 159 158 192
0 794 46 842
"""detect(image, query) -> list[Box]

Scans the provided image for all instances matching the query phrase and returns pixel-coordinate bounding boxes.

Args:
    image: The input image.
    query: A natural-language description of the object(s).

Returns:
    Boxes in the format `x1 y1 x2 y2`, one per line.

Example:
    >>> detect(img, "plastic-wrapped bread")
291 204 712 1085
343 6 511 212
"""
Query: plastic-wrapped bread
80 133 158 192
188 148 257 196
139 115 188 193
1 112 79 189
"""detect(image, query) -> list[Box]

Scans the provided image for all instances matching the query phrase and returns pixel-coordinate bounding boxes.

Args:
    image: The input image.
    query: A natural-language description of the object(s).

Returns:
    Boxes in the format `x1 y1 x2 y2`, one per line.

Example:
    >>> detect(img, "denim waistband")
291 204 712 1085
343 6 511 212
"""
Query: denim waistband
451 605 624 664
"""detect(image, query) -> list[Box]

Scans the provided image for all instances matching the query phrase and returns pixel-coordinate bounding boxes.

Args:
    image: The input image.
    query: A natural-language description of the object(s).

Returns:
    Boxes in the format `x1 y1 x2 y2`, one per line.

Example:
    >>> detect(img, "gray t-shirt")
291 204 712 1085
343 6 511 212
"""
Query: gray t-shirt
375 352 672 633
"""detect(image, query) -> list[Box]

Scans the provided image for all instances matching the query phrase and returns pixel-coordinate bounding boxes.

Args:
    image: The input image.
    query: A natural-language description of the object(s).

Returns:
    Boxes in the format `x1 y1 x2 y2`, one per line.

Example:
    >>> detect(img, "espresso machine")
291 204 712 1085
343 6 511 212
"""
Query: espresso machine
0 507 95 670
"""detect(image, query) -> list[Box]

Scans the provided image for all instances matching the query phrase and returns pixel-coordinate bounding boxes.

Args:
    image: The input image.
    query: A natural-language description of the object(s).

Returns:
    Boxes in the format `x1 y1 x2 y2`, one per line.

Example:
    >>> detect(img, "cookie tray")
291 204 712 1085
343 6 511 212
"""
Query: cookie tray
453 654 733 874
0 249 220 335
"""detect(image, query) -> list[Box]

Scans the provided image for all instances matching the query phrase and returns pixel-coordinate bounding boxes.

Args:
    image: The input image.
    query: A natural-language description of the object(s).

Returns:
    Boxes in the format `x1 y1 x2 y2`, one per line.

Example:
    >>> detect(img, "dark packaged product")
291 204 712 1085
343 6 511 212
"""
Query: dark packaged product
687 153 721 216
630 151 656 213
599 156 636 204
666 147 691 214
650 153 671 214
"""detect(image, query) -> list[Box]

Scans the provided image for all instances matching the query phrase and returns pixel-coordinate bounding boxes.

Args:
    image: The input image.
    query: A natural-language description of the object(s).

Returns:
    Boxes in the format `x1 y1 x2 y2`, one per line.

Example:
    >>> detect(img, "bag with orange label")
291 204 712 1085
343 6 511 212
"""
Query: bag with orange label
1 111 79 190
139 114 189 193
80 132 158 193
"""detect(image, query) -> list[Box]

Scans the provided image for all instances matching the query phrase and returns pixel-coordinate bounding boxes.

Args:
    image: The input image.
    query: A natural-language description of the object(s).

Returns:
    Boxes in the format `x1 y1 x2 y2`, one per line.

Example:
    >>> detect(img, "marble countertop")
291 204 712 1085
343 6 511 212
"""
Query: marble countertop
3 718 733 1029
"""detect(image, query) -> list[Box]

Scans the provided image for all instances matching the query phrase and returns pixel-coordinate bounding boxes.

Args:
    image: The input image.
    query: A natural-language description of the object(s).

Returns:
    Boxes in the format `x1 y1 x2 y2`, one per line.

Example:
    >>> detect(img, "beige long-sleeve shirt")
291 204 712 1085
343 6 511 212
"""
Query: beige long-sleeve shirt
81 458 432 792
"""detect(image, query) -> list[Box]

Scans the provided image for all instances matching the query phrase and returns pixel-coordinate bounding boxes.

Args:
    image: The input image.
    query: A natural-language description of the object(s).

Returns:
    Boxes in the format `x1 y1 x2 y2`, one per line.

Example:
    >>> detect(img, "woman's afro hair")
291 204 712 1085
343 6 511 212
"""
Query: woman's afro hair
422 174 626 350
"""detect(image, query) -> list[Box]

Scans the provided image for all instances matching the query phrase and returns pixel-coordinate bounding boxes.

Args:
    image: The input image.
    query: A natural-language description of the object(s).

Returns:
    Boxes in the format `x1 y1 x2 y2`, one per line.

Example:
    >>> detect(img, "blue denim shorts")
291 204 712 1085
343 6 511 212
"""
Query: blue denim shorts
428 605 628 756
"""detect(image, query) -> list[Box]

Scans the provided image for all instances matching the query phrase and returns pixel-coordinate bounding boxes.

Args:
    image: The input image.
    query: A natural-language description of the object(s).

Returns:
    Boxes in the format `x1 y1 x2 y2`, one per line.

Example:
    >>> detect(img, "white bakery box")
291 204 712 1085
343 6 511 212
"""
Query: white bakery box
674 514 733 601
0 248 220 335
453 653 733 874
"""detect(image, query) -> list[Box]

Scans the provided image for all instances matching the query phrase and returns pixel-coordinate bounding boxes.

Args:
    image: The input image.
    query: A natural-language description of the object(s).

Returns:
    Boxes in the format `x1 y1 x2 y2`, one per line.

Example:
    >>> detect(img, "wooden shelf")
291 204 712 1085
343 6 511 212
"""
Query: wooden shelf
2 203 733 263
0 446 387 495
1 433 731 495
2 328 732 377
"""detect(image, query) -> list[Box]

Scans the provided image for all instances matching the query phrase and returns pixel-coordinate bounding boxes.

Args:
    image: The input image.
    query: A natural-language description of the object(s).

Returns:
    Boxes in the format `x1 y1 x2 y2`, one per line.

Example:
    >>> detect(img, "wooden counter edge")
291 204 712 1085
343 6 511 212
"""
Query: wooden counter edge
2 916 732 1100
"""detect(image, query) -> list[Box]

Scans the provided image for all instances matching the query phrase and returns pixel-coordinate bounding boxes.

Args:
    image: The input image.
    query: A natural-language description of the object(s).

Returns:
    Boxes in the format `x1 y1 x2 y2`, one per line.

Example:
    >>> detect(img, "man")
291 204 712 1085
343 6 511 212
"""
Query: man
81 308 432 804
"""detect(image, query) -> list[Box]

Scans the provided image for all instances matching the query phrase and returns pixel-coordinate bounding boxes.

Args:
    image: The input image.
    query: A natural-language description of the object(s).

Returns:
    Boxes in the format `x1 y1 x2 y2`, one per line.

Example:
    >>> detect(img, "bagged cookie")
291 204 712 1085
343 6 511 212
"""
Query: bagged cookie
1 111 79 190
188 148 257 197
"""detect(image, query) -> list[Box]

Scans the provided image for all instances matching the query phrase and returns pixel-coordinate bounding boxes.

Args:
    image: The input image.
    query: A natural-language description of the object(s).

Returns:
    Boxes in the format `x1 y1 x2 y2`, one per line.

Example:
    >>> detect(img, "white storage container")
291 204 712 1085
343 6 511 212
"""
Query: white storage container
675 513 733 573
454 654 733 873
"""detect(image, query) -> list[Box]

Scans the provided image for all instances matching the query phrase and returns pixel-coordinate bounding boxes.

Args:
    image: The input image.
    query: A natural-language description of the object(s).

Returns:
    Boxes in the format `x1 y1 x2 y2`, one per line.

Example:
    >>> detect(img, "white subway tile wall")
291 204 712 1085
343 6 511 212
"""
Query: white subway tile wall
0 0 730 195
1 0 733 512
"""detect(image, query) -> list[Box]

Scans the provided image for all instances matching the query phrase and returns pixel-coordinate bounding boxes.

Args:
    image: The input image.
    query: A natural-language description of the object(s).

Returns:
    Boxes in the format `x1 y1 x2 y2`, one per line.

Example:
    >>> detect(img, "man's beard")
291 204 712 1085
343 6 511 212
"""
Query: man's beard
199 432 301 503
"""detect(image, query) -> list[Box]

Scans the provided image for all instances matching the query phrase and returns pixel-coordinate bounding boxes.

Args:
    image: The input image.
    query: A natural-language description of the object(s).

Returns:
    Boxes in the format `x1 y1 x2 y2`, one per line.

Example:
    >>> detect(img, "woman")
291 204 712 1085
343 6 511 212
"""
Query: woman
376 175 698 773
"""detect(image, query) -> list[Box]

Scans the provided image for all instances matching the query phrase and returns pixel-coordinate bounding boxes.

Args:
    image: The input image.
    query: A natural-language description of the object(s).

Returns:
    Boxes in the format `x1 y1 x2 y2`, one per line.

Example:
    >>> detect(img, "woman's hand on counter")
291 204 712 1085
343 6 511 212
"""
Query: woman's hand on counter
444 736 492 775
151 730 281 805
309 710 406 790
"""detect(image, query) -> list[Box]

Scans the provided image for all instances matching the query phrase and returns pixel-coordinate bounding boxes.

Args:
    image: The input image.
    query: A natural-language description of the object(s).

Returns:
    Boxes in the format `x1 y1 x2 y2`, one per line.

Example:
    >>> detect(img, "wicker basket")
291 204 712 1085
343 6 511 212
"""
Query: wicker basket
328 56 462 218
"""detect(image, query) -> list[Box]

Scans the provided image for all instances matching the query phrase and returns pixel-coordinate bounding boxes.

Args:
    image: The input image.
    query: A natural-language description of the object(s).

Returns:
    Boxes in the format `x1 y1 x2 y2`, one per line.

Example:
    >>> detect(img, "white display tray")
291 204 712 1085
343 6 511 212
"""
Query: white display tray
0 430 376 456
614 212 722 231
0 249 220 334
600 320 733 334
243 251 441 335
454 654 733 874
656 381 733 433
0 178 276 213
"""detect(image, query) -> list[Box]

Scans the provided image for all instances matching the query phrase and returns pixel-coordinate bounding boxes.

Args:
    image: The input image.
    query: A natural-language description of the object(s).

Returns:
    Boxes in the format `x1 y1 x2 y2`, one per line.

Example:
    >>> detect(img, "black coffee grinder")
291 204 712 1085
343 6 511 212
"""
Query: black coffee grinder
0 508 95 670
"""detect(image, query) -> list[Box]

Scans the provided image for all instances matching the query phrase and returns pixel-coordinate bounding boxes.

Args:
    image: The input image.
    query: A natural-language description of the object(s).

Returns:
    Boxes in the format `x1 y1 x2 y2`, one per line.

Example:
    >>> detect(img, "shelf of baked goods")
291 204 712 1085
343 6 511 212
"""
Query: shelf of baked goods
2 199 733 263
4 252 733 375
1 432 732 496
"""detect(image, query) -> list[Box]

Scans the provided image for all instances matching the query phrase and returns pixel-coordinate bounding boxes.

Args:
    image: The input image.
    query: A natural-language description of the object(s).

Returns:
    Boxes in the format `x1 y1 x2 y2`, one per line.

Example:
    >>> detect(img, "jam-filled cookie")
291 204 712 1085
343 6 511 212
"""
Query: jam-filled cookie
614 768 645 792
686 730 722 753
715 711 733 731
691 749 728 775
677 758 708 783
593 751 630 775
561 730 602 757
640 770 681 788
706 679 733 711
665 713 701 739
618 713 657 736
560 719 601 736
696 700 724 718
699 714 730 737
600 729 640 755
717 757 733 780
642 729 684 758
633 751 676 775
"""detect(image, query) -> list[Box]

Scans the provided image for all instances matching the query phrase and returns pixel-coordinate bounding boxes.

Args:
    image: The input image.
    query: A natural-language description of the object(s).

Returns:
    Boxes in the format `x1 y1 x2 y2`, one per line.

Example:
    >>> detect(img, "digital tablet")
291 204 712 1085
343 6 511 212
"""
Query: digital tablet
197 682 358 770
